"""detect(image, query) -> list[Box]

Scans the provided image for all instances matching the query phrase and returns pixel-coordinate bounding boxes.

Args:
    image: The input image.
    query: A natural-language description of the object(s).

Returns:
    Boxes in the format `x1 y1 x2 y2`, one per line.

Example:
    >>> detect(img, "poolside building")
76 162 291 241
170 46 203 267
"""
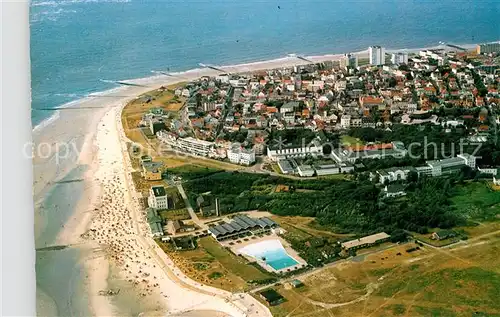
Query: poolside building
208 215 278 241
341 232 390 251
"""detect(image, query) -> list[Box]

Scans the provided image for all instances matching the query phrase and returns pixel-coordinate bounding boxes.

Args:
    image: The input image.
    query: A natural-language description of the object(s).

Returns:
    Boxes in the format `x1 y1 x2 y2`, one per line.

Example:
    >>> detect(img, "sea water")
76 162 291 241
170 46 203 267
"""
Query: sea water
30 0 500 128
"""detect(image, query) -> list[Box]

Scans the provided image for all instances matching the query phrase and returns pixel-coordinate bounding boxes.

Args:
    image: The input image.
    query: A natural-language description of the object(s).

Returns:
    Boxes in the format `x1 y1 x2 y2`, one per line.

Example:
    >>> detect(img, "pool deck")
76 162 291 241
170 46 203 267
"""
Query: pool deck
221 233 307 274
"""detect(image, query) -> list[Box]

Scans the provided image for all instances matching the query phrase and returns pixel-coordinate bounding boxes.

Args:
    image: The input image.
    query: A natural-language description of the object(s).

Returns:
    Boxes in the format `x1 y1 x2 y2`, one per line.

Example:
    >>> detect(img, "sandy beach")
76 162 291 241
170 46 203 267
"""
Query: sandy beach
33 42 478 316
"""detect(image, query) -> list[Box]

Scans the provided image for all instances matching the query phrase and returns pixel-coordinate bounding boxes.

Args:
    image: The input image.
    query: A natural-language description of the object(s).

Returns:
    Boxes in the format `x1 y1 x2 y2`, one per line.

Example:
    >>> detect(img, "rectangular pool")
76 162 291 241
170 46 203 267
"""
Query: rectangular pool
238 239 299 271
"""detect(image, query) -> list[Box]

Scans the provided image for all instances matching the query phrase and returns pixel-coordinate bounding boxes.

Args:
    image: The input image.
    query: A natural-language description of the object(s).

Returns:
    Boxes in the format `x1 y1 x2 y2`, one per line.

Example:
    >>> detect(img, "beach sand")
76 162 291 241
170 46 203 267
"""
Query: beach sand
33 43 476 316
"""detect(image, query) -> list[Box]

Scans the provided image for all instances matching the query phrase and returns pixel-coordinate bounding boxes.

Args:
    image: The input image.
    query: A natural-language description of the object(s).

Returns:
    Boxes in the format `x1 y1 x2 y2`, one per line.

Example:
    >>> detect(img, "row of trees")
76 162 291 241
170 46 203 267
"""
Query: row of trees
182 171 467 235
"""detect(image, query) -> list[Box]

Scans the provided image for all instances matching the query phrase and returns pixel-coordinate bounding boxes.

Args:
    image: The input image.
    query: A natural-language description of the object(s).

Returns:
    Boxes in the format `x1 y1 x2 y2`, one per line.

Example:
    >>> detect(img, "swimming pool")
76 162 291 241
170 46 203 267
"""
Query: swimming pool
238 239 299 271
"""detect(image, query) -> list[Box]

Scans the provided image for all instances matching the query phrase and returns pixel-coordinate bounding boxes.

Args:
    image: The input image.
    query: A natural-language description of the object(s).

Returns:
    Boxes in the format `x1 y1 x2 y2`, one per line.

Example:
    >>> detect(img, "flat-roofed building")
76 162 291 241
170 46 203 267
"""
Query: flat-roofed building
341 232 390 251
227 143 256 165
370 166 416 184
267 140 323 161
331 142 407 164
369 46 386 66
314 164 340 176
176 137 214 156
391 52 409 65
340 53 358 69
277 159 294 174
477 42 500 54
208 215 278 241
297 165 314 177
421 154 476 177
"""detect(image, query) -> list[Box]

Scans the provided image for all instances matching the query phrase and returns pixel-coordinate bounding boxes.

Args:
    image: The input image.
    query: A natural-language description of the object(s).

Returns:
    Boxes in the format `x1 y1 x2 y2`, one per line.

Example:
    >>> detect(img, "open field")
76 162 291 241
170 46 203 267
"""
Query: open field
167 164 223 180
158 237 274 292
271 215 355 242
261 233 500 317
159 208 191 222
131 171 165 196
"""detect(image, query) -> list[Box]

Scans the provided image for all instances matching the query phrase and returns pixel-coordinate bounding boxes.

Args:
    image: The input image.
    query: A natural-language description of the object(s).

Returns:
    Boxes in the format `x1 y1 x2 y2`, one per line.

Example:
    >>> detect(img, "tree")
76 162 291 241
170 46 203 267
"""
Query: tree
388 77 397 88
407 171 419 183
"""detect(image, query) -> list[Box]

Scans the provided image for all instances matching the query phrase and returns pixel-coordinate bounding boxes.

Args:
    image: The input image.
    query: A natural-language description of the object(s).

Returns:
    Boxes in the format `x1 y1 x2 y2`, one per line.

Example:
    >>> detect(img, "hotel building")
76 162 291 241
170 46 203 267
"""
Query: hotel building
148 185 169 210
369 46 386 66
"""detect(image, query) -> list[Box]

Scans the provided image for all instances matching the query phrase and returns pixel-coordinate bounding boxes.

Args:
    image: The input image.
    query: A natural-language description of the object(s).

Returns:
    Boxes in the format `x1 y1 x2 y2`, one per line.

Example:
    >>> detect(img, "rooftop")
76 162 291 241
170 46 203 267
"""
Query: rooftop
151 185 167 197
341 232 390 250
208 215 277 237
143 161 162 173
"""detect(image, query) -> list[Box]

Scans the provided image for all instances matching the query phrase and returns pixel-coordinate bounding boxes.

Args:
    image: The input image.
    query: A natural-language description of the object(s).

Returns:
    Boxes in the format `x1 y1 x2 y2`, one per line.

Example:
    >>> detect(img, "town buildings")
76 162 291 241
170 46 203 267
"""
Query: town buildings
416 154 476 177
227 143 256 165
369 46 386 66
476 42 500 54
370 166 415 184
145 44 497 182
371 154 478 184
267 140 323 161
148 185 169 210
340 53 358 69
331 142 408 164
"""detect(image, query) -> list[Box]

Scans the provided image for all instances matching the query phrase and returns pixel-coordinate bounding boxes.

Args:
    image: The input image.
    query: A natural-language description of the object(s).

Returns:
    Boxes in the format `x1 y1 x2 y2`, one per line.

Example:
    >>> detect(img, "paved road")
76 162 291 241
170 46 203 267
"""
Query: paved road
176 183 207 230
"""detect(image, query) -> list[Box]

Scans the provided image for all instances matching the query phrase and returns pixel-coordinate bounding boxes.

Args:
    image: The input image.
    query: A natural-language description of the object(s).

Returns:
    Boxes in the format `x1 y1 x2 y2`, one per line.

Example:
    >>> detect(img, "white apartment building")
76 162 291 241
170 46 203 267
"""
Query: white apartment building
176 137 214 156
148 185 169 210
267 140 323 161
341 115 351 129
227 143 256 165
369 46 386 66
416 154 476 177
341 115 362 129
391 52 409 65
340 53 358 69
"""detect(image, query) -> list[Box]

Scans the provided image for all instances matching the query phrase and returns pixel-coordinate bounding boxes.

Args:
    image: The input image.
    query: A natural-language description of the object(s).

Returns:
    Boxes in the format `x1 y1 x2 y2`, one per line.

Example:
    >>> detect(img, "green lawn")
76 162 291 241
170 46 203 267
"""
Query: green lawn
340 135 364 146
451 181 500 221
198 237 273 282
168 164 222 180
159 208 190 221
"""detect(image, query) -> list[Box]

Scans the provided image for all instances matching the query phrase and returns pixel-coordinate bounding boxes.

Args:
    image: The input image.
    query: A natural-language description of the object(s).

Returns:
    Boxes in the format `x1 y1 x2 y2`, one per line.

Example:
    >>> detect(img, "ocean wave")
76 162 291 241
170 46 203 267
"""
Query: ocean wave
31 0 131 7
33 109 61 133
30 8 77 22
53 93 83 98
32 85 128 133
